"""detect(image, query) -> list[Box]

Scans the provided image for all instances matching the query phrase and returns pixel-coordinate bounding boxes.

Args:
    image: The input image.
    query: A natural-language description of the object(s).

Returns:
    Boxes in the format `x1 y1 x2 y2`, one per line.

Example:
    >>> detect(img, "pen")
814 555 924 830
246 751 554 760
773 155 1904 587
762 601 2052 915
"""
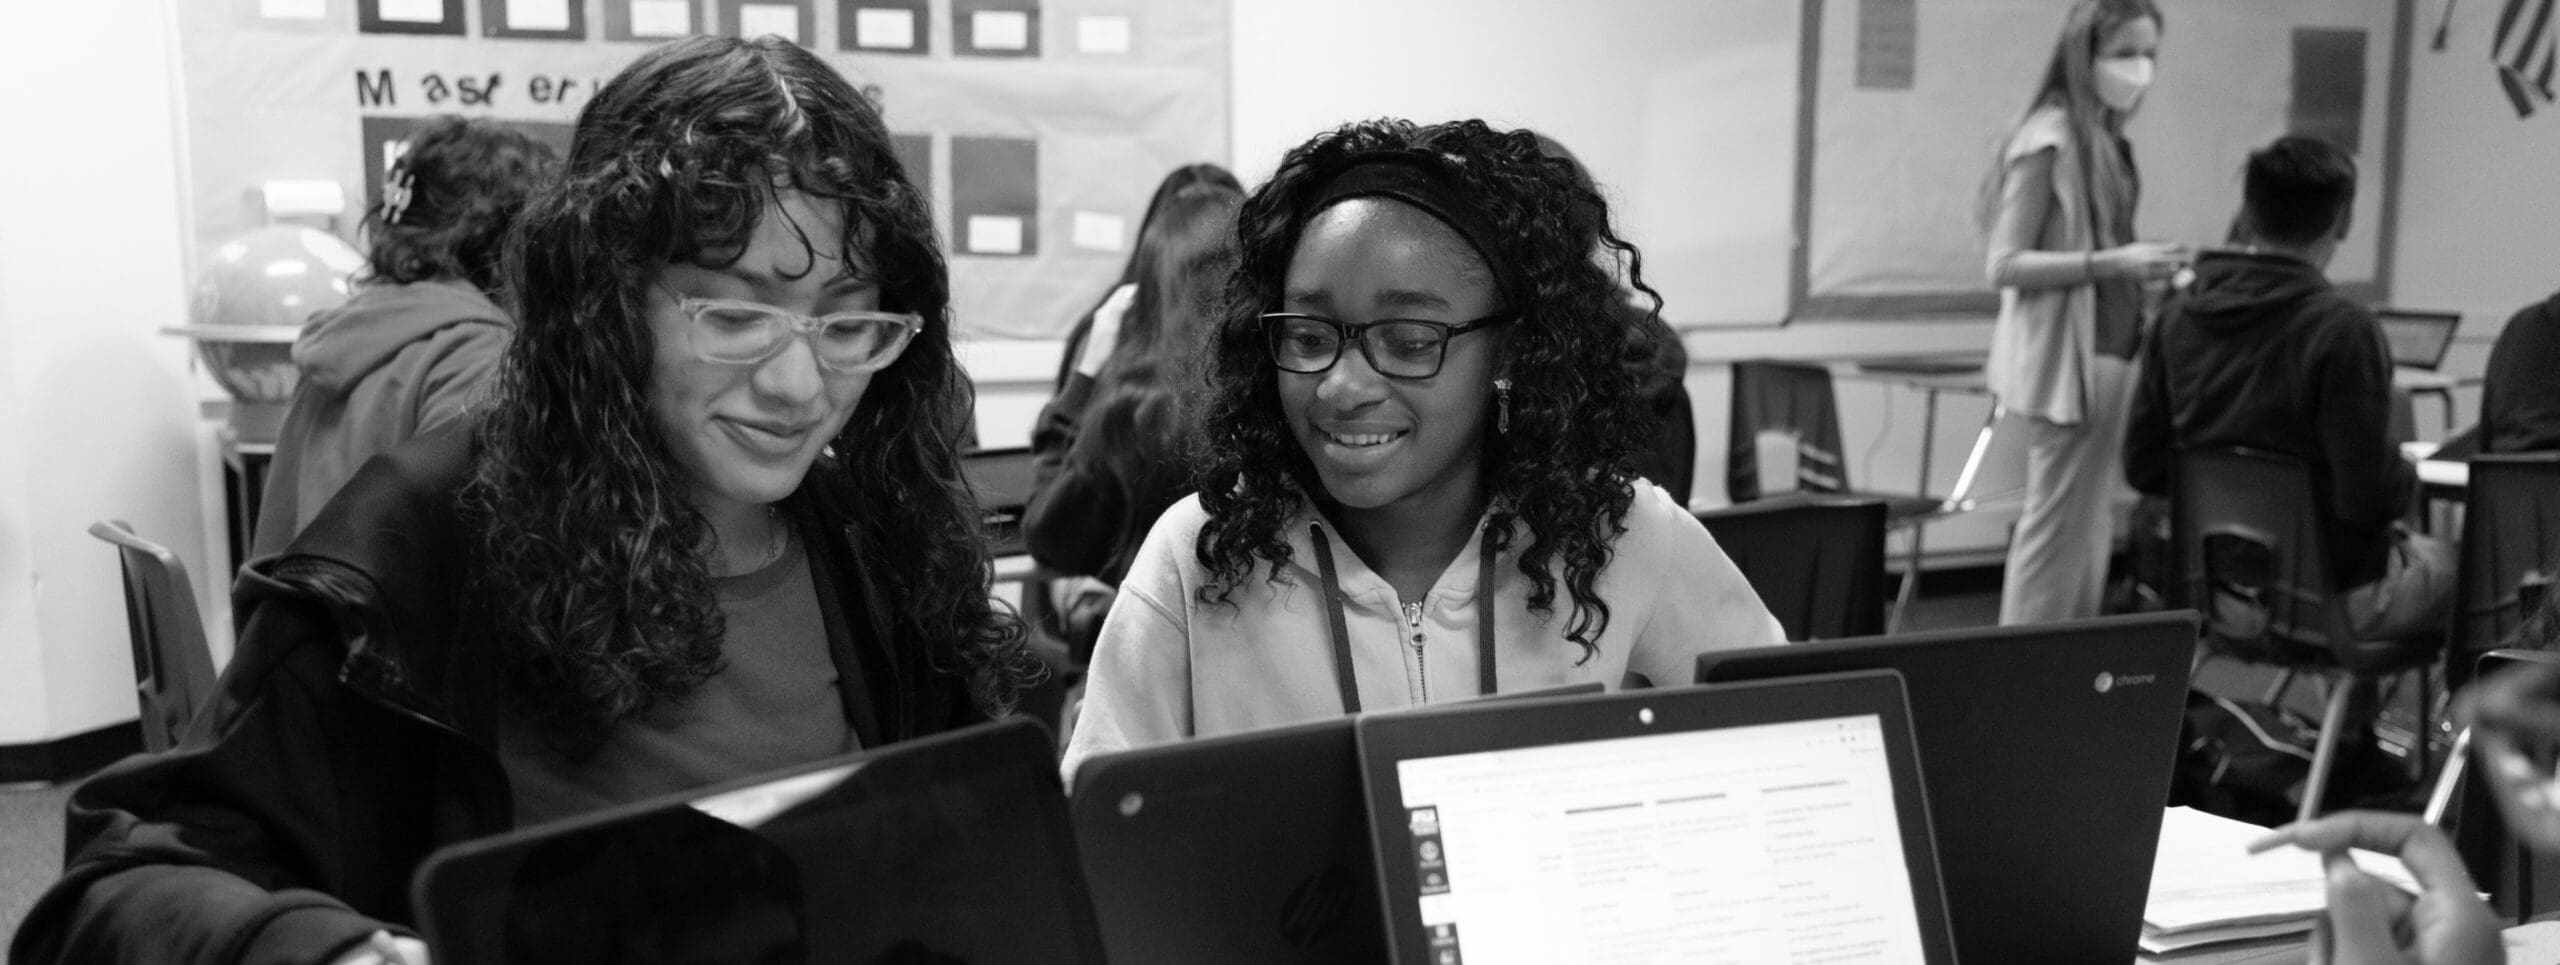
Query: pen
2423 727 2473 828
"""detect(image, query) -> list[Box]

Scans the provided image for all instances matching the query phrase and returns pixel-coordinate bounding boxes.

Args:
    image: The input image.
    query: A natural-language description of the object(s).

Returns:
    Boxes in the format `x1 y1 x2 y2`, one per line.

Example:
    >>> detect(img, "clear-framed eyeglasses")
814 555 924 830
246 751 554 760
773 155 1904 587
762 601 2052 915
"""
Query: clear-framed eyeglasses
661 286 923 375
1261 311 1512 380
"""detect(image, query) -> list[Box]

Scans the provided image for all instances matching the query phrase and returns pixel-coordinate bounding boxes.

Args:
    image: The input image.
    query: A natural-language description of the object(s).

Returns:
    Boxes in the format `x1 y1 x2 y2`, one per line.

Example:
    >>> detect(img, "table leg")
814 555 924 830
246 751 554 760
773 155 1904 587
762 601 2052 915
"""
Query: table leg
1888 388 1939 633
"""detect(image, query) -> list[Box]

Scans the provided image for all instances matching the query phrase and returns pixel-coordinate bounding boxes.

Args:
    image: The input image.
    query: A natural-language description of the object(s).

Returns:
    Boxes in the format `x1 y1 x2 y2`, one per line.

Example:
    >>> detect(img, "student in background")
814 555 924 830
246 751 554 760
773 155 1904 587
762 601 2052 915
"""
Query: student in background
2478 287 2560 454
1983 0 2190 625
14 36 1035 965
2124 136 2452 640
250 117 558 557
1061 119 1783 775
1022 167 1243 588
1049 163 1247 392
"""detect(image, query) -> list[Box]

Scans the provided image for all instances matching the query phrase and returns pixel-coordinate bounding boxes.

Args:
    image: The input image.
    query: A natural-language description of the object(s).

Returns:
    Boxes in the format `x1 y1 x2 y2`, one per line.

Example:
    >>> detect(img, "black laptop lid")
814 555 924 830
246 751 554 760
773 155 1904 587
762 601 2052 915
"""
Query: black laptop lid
1067 682 1603 965
1697 610 2197 964
412 717 1103 965
1073 717 1379 964
1356 672 1956 965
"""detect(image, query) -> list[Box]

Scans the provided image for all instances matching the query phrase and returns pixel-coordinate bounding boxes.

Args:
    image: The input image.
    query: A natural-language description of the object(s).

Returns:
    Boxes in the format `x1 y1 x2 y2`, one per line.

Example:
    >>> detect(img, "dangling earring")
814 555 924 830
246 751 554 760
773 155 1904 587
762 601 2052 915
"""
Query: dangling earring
1495 378 1513 435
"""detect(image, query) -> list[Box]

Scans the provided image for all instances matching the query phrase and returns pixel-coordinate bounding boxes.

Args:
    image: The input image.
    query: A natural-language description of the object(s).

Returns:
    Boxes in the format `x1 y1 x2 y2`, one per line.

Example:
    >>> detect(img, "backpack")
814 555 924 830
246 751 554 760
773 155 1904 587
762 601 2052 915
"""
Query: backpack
2170 691 2316 828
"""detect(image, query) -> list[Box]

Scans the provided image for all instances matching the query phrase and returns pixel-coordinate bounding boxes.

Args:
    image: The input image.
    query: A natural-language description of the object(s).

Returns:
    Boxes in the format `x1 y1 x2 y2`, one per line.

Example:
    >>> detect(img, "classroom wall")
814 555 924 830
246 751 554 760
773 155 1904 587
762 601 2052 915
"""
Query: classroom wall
2390 13 2560 345
0 0 207 746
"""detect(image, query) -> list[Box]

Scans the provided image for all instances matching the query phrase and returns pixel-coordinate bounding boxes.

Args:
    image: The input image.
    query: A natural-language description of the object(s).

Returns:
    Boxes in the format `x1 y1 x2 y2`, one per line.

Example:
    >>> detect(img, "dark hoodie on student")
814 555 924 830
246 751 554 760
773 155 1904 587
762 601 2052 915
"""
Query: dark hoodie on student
2124 249 2412 589
249 278 511 558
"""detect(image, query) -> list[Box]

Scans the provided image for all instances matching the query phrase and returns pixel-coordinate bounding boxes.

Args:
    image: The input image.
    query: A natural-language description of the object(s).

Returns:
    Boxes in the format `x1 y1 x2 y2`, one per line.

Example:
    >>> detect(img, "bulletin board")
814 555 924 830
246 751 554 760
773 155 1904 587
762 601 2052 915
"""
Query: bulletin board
175 0 1230 338
1795 0 2404 318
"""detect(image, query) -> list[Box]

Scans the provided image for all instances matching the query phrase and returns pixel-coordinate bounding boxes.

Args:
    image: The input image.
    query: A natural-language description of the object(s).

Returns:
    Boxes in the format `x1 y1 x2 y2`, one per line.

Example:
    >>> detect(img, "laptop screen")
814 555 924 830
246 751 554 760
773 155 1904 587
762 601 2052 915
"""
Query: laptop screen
1358 673 1953 965
2376 310 2460 370
1390 713 1925 963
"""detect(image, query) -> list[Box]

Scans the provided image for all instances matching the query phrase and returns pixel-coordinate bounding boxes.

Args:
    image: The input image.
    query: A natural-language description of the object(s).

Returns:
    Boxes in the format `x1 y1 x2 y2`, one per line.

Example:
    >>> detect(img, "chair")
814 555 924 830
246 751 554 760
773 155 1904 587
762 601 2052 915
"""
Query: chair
960 445 1077 744
88 520 220 753
1725 359 2015 630
1694 497 1888 641
2450 453 2560 690
2172 446 2445 816
959 445 1038 558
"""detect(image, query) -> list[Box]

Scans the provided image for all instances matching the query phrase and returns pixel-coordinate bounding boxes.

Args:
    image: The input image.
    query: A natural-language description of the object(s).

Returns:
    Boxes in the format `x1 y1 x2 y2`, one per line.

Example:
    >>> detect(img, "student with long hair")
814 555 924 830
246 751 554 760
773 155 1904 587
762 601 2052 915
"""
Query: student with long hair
1022 167 1243 587
1985 0 2191 625
251 116 558 556
1048 163 1246 391
15 36 1036 965
1061 119 1782 774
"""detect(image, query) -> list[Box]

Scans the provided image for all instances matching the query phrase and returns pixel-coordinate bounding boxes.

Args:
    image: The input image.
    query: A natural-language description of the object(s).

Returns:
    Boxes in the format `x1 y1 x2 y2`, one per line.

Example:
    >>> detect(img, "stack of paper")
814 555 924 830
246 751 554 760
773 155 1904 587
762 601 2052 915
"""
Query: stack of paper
2141 806 2427 955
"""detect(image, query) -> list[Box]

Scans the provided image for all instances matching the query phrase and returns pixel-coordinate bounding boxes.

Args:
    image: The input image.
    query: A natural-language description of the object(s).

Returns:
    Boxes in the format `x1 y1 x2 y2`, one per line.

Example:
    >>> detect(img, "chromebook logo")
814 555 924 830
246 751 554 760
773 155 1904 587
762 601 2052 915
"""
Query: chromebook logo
2094 672 2158 693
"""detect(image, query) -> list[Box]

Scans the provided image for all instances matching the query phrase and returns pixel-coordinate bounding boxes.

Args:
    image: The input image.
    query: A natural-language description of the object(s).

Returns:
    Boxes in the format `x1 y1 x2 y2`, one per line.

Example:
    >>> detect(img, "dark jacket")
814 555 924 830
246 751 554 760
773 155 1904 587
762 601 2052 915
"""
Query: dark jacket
2483 290 2560 454
14 426 986 964
1021 371 1192 586
251 279 512 557
2124 249 2412 589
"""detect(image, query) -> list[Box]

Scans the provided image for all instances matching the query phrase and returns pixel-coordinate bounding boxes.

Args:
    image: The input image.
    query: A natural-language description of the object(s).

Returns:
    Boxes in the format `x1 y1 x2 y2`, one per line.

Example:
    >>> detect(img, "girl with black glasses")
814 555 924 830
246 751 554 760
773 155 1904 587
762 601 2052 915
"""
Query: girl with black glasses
1061 118 1782 776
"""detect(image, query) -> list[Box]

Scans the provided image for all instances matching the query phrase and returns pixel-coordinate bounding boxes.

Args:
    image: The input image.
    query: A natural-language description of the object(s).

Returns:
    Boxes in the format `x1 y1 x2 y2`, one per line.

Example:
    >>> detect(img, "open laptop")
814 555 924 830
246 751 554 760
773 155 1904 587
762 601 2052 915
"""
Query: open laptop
1070 683 1603 965
1356 671 1957 965
2376 308 2462 371
412 717 1104 965
1697 611 2197 964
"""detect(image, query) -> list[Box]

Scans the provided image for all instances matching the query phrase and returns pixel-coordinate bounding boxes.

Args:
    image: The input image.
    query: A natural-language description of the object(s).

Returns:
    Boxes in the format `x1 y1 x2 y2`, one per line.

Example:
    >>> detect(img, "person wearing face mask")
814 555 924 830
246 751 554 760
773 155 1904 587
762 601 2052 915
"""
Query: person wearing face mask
1983 0 2191 626
1059 119 1784 778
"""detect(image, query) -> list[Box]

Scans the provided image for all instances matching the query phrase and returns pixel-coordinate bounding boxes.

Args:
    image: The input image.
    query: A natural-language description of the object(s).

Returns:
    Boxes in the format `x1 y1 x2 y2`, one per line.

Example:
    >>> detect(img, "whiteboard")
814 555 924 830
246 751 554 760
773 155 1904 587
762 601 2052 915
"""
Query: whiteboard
1799 0 2403 317
1230 0 1801 328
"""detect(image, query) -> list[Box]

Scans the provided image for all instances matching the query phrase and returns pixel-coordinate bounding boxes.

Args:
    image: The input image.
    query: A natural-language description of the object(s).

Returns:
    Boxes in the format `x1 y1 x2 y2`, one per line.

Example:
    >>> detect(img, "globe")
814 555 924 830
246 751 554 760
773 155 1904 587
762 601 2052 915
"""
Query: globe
175 226 364 439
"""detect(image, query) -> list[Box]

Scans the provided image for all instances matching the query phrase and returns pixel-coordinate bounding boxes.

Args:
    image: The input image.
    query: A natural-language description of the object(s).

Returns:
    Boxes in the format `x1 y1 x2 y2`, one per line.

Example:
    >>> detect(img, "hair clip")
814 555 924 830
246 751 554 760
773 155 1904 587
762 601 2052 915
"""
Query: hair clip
381 168 416 226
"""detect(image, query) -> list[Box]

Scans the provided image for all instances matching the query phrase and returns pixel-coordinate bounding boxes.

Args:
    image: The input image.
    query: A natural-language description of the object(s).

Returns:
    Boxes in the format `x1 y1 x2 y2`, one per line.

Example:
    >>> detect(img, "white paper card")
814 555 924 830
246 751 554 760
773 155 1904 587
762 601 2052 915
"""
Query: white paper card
853 8 915 48
1071 211 1125 251
971 9 1029 50
738 3 800 41
377 0 448 23
1075 15 1130 54
628 0 690 35
260 0 327 20
506 0 571 30
967 215 1024 254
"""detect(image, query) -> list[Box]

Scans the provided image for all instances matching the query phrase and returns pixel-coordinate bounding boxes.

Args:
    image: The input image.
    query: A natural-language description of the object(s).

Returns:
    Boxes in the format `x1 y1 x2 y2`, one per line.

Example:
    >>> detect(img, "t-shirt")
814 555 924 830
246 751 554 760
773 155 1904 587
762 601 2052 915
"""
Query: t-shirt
499 529 854 825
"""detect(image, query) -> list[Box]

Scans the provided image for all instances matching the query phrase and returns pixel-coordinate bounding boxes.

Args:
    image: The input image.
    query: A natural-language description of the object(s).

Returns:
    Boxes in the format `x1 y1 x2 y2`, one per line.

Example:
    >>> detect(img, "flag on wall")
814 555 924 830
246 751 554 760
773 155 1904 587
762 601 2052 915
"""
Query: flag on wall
2494 0 2557 115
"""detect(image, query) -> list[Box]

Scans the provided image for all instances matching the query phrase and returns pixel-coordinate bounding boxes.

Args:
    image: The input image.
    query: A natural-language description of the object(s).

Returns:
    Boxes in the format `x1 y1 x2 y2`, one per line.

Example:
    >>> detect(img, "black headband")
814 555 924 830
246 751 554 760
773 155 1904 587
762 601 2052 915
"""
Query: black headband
1302 153 1516 304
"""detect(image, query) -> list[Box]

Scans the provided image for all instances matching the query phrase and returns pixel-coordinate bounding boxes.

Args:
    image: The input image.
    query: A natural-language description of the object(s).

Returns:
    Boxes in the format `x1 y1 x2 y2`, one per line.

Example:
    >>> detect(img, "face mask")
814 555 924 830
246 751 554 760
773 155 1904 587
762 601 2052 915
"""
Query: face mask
2094 55 2154 112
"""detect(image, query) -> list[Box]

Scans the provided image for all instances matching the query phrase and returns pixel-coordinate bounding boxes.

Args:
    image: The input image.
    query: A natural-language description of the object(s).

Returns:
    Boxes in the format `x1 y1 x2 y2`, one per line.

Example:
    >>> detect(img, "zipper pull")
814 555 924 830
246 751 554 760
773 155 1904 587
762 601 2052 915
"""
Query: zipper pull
1401 601 1424 631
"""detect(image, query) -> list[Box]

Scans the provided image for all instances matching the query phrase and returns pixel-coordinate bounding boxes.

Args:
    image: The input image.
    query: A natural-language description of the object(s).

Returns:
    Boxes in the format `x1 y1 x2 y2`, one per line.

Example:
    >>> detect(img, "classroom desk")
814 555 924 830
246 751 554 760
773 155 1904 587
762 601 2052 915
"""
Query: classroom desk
1835 356 1999 630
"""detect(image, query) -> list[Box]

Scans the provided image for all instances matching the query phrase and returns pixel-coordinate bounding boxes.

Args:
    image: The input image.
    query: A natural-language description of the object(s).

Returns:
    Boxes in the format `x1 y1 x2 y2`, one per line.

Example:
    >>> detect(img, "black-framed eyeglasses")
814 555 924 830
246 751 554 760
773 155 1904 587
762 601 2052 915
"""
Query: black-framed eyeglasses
659 284 924 375
1262 311 1512 380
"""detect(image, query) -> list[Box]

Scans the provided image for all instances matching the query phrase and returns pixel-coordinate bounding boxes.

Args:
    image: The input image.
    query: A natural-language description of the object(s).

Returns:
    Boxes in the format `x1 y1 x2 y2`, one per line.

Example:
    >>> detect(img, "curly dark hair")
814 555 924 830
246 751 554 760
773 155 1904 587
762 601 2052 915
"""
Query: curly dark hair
363 116 560 296
463 35 1034 755
1191 118 1659 658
